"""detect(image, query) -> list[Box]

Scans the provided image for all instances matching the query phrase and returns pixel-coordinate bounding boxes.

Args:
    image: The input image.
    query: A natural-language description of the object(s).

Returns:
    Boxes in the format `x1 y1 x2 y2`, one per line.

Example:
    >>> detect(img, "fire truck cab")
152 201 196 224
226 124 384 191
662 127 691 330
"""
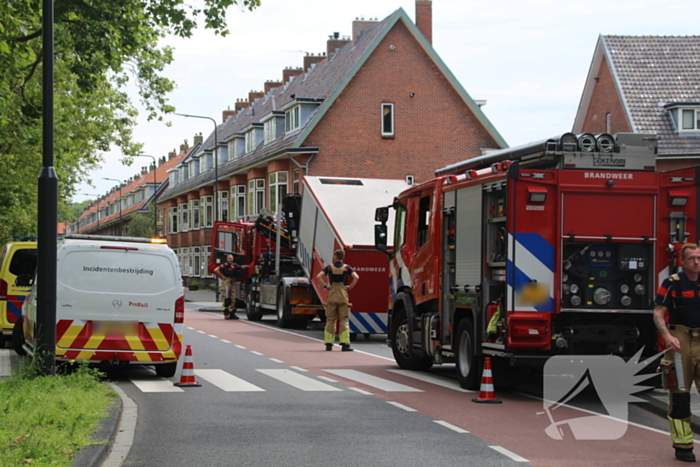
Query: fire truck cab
375 133 662 389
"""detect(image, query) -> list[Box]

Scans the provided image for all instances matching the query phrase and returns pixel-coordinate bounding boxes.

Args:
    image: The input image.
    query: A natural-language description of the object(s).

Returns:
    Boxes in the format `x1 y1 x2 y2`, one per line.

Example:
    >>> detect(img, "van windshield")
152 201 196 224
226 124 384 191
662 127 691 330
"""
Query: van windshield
60 250 178 294
9 248 38 277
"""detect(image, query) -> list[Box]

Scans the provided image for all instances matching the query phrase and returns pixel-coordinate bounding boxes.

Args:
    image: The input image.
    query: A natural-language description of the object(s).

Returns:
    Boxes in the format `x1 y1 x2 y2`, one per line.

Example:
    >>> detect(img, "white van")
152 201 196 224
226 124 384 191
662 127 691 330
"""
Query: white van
15 235 185 377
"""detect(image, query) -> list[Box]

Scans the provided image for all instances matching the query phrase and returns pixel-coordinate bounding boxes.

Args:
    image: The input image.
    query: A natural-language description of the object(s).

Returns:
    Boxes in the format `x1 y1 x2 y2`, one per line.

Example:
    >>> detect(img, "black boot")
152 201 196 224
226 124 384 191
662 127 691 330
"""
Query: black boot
675 447 696 462
325 343 333 351
228 312 239 320
341 344 353 352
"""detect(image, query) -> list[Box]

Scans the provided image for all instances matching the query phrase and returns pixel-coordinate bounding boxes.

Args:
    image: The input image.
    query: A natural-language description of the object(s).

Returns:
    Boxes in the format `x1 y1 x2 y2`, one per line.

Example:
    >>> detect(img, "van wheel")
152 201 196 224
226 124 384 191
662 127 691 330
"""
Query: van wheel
12 320 26 356
245 287 263 321
0 335 5 349
455 318 479 390
156 362 177 378
390 309 432 371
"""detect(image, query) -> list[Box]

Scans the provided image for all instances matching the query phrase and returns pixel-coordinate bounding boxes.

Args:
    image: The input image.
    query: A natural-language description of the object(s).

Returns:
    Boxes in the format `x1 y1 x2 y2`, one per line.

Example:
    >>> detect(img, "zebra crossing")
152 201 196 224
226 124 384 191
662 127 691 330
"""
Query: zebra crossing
125 365 475 394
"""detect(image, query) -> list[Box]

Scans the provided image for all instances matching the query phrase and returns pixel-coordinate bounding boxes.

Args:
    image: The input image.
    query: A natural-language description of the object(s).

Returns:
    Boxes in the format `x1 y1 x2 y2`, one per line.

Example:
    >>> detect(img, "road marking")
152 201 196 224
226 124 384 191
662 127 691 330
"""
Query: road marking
195 369 265 392
387 401 417 412
317 376 337 383
235 345 246 349
128 375 184 393
208 334 218 338
434 420 469 434
490 446 528 462
349 387 373 395
388 369 476 393
250 351 264 356
290 366 307 372
258 369 342 391
269 358 284 364
197 330 205 334
324 369 423 392
221 339 231 344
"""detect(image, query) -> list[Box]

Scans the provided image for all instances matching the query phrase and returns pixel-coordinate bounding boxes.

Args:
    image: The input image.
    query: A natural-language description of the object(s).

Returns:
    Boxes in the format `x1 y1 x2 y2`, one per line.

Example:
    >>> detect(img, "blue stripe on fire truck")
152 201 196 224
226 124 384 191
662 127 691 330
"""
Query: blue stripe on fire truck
350 312 388 334
507 233 554 312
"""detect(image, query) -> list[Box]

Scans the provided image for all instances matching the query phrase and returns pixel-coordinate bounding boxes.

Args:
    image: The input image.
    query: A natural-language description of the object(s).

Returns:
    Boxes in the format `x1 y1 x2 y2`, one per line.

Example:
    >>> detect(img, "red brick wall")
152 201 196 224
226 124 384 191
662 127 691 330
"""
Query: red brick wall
305 21 500 185
580 57 632 135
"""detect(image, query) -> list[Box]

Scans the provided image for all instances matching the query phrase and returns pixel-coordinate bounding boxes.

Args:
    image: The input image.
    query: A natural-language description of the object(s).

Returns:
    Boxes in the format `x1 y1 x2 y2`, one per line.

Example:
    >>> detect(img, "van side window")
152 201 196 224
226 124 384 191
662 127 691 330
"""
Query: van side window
9 249 37 277
417 195 430 248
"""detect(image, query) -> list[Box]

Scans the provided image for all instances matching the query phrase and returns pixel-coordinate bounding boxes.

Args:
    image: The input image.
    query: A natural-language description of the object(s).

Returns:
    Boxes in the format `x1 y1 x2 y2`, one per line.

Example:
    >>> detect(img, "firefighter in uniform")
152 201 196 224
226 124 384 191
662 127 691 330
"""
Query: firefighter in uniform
214 254 248 320
654 242 700 463
316 250 359 351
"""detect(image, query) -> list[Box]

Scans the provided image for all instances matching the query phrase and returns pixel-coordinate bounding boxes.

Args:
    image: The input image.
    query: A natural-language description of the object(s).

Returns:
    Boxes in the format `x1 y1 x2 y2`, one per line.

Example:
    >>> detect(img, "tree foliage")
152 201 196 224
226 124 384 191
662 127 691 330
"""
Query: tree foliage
126 204 157 238
0 0 260 243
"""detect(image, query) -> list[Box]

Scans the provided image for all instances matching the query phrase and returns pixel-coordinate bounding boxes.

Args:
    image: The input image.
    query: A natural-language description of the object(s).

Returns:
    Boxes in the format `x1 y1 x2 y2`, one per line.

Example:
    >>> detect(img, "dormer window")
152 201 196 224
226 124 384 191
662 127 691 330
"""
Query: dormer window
263 111 285 144
245 130 256 153
285 106 300 132
665 103 700 134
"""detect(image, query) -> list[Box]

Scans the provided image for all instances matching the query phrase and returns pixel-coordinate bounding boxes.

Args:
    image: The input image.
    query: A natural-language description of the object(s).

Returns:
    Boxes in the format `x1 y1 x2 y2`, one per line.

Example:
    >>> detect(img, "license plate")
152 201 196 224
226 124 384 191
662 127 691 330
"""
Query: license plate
94 320 138 336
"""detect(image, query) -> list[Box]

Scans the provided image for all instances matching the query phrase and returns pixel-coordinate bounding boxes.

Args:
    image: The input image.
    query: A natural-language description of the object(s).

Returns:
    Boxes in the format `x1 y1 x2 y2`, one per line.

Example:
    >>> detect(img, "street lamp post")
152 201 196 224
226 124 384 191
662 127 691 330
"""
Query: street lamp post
103 178 123 236
136 154 158 236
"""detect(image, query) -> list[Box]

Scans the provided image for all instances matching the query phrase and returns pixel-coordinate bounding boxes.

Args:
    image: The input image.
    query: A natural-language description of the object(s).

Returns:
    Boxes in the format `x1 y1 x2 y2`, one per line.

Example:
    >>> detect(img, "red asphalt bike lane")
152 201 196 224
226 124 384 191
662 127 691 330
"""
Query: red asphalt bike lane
184 310 688 467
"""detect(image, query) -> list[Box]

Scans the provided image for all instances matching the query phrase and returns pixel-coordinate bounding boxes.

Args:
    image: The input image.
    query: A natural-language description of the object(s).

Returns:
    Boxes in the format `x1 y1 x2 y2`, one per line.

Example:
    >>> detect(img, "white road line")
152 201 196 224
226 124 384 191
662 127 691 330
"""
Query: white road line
387 401 417 412
197 330 205 334
349 387 373 395
258 369 342 391
128 376 184 393
290 366 307 372
434 420 469 434
221 339 231 344
208 334 218 338
490 446 528 462
317 376 337 383
250 351 264 356
324 369 423 392
388 369 476 393
269 358 284 364
194 369 265 392
235 345 246 349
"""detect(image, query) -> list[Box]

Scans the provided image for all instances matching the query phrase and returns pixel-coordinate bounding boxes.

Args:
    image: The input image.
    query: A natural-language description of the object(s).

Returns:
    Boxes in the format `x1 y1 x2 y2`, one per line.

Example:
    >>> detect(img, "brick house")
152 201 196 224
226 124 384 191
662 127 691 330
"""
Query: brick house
158 0 507 279
573 35 700 171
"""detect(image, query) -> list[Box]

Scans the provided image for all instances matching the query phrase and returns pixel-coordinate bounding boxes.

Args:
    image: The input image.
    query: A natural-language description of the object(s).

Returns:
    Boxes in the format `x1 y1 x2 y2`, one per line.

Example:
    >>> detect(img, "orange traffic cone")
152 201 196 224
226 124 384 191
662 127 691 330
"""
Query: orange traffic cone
174 345 201 387
472 357 502 404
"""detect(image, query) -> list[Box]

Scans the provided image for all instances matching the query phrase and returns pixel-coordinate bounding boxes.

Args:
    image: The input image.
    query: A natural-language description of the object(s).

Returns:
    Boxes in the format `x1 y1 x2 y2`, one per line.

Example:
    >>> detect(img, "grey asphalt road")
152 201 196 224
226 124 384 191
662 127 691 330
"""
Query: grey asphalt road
112 317 523 467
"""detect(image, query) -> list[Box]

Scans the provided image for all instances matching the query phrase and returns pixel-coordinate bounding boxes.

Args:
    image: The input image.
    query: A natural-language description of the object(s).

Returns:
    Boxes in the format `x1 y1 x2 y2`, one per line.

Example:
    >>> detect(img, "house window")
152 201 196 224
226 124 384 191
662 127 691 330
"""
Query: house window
264 119 276 144
245 131 257 153
219 190 229 222
169 206 178 234
382 103 394 137
232 185 246 220
248 178 265 216
201 195 213 228
179 202 189 232
269 172 288 212
204 248 211 278
193 247 201 277
191 199 200 229
682 109 700 131
293 169 300 194
285 106 300 132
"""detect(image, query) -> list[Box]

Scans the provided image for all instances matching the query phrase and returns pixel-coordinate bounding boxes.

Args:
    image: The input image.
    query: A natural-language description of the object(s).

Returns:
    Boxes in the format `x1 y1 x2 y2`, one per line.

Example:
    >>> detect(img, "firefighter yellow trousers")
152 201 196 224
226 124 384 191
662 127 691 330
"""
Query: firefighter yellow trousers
221 278 236 310
324 283 350 344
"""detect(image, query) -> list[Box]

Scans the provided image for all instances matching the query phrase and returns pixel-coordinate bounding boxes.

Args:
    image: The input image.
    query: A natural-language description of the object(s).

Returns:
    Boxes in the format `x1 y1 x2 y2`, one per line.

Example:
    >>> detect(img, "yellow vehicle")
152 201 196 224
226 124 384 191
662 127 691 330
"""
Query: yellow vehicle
0 238 37 348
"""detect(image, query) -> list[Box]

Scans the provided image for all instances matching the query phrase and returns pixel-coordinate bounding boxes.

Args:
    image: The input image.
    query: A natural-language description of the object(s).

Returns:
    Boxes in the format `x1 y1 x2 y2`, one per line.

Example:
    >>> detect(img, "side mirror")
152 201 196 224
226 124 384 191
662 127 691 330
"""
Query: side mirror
15 274 32 287
374 224 388 253
375 207 389 223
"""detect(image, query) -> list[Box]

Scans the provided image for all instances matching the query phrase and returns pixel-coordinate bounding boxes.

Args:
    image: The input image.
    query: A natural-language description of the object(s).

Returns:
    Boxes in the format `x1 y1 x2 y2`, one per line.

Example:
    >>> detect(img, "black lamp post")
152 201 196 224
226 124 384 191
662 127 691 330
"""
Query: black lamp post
136 154 158 236
103 177 123 236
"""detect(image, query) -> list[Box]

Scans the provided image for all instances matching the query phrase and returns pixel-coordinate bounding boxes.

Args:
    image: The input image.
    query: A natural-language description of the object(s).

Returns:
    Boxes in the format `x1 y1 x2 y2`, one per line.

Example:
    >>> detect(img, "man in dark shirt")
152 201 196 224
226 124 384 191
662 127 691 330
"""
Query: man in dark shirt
316 249 359 351
214 254 248 320
654 242 700 462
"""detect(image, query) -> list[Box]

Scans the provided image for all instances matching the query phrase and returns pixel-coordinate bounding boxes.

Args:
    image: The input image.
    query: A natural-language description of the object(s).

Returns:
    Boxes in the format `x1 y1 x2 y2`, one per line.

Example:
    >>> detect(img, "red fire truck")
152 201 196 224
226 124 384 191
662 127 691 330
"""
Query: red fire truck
210 176 406 335
374 133 668 389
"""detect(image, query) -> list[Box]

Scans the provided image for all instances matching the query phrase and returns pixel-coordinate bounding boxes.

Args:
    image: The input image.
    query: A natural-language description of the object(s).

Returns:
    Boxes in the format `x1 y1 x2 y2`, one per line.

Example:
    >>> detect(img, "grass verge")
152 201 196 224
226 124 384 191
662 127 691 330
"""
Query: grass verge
0 358 115 467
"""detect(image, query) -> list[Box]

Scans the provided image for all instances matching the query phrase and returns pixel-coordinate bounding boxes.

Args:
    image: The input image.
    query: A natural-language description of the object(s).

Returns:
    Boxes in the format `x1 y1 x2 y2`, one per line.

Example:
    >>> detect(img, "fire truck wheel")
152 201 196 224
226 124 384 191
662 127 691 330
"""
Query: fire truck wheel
245 287 263 321
455 319 479 390
12 319 26 356
155 362 177 378
277 289 292 328
390 309 433 371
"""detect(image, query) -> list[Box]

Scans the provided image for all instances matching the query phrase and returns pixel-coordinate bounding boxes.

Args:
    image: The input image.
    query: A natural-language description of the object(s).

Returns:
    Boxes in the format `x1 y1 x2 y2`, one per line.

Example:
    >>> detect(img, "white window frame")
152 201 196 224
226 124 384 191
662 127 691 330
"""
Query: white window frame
248 178 265 216
231 185 246 221
193 247 201 277
202 195 213 228
179 202 189 232
681 108 700 132
219 190 229 222
292 169 300 194
382 103 394 137
245 131 256 153
169 206 178 234
285 106 300 133
269 171 288 213
264 119 276 144
191 199 200 230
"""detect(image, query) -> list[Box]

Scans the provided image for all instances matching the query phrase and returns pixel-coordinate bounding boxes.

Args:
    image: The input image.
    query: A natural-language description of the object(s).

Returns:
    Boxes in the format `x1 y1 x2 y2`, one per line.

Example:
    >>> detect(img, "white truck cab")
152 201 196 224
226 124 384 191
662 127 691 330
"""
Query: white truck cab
15 235 185 377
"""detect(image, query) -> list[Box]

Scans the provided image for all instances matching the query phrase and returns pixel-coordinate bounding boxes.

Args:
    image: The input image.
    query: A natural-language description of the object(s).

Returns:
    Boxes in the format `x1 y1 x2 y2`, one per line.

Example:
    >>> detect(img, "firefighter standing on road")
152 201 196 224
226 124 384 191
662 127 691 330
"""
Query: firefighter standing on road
654 242 700 463
316 250 359 351
214 254 249 320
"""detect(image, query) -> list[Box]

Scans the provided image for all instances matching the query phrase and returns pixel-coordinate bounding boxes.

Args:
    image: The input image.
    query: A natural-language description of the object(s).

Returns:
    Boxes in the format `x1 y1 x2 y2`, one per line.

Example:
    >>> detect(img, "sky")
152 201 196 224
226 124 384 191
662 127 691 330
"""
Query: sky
74 0 700 202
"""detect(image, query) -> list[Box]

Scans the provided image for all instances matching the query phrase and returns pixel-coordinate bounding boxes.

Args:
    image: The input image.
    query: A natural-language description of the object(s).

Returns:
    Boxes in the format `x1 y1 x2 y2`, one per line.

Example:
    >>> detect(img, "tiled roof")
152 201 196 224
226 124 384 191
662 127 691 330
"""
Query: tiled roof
602 35 700 155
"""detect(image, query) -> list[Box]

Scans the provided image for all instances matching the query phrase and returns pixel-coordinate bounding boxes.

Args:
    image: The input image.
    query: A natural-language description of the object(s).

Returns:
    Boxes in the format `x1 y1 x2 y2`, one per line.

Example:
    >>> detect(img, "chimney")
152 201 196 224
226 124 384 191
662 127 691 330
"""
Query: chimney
168 150 177 160
264 80 283 94
159 156 166 166
193 133 203 145
180 139 188 153
248 90 264 105
222 109 236 122
326 33 351 57
235 98 250 113
141 166 148 176
416 0 432 45
303 53 326 71
352 18 377 43
282 67 304 84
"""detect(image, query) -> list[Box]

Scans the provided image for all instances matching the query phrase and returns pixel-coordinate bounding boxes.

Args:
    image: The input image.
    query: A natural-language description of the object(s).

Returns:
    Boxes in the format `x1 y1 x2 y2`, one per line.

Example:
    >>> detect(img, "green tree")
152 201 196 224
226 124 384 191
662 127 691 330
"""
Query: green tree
0 0 261 244
126 204 157 238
